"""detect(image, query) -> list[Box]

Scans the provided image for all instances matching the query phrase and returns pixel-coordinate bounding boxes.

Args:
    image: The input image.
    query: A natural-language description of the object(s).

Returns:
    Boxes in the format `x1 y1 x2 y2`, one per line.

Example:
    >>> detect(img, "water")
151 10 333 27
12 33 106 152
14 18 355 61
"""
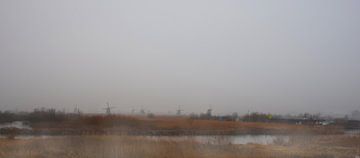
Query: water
4 121 358 145
345 129 360 135
0 121 31 130
0 122 290 144
0 134 289 145
146 135 290 145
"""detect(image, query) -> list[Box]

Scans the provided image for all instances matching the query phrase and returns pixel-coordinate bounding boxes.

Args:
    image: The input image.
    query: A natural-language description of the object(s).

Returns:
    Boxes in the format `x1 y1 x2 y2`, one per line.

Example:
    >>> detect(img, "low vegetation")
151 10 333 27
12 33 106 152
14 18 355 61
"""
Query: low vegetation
15 115 343 135
0 109 350 136
0 135 359 158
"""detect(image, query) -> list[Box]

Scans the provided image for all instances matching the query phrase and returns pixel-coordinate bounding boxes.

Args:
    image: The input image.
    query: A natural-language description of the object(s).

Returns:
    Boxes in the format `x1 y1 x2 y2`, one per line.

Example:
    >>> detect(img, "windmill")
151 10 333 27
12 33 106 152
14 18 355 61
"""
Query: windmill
206 106 212 117
131 108 135 114
73 104 81 115
176 105 183 116
139 106 146 115
103 102 116 115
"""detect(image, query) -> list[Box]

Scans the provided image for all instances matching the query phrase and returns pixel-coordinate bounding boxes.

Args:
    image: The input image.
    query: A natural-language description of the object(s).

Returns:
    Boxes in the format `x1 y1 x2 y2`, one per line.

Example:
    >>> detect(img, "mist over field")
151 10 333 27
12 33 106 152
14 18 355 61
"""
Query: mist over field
1 1 360 115
1 1 360 158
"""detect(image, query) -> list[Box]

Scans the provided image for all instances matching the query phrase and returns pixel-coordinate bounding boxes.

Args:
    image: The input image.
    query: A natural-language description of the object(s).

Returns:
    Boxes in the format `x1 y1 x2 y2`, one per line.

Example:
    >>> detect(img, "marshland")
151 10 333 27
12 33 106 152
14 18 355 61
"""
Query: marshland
2 0 360 157
1 110 360 158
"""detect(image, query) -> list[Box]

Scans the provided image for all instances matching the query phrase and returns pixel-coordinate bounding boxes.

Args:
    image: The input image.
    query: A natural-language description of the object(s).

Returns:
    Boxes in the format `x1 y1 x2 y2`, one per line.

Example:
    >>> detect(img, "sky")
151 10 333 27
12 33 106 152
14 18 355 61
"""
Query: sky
0 0 360 115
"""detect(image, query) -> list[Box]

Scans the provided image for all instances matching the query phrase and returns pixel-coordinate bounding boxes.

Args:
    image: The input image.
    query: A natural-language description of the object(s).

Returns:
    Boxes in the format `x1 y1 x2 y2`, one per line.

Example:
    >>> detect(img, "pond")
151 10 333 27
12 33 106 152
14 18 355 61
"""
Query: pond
1 121 357 145
0 134 289 145
146 135 290 145
345 129 360 135
0 121 31 130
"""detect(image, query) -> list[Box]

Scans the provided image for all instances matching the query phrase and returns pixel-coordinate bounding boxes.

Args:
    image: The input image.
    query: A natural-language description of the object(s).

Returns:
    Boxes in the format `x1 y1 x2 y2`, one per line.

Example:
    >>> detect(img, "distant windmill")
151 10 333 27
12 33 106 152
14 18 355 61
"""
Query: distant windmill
73 104 81 115
206 106 212 117
176 105 183 116
103 102 116 115
140 106 146 115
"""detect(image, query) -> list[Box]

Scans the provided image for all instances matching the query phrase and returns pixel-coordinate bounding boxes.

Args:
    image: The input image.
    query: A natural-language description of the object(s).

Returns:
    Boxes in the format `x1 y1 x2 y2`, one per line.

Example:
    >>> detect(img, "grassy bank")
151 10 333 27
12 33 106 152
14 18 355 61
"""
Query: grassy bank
0 135 359 158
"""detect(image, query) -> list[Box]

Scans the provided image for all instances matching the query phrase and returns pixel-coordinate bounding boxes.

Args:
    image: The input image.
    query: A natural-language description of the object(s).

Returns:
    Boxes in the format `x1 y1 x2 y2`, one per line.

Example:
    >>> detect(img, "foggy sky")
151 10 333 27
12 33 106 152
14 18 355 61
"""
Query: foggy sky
1 0 360 115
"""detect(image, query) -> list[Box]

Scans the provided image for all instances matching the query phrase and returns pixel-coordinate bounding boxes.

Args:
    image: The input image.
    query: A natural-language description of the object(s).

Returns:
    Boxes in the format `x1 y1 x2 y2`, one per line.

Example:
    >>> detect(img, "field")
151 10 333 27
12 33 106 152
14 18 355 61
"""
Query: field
26 115 344 135
0 134 359 158
0 115 356 158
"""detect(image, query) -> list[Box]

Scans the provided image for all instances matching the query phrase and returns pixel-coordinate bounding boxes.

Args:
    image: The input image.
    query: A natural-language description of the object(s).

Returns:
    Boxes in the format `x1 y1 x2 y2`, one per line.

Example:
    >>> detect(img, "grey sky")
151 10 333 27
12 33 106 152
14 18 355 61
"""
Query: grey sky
0 0 359 115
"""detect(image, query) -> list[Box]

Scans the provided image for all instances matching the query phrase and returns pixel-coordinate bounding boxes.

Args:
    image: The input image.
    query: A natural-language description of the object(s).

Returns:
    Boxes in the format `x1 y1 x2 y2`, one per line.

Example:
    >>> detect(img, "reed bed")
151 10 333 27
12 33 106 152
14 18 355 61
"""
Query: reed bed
0 135 359 158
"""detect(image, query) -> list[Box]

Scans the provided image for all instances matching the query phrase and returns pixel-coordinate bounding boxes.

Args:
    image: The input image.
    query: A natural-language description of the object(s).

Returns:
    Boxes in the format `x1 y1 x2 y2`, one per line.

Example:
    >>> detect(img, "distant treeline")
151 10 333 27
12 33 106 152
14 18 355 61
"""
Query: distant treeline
0 108 357 136
0 108 354 125
0 108 70 123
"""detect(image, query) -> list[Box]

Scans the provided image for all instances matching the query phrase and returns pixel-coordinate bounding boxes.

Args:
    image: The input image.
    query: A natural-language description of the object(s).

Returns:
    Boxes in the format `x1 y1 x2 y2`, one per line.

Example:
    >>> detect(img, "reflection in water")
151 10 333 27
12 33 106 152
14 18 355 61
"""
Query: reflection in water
1 134 290 145
147 135 290 145
0 121 31 130
345 129 360 135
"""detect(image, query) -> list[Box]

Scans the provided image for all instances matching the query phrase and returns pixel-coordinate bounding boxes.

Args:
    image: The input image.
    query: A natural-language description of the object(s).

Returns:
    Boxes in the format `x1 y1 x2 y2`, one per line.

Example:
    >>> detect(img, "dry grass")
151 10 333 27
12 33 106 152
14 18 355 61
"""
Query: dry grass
0 135 359 158
29 115 343 135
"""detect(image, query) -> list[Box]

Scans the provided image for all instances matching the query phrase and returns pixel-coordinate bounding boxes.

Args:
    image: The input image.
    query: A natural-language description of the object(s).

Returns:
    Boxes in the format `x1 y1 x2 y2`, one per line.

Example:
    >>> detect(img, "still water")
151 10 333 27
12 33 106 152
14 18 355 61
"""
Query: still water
1 121 358 145
146 135 290 145
0 121 31 130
